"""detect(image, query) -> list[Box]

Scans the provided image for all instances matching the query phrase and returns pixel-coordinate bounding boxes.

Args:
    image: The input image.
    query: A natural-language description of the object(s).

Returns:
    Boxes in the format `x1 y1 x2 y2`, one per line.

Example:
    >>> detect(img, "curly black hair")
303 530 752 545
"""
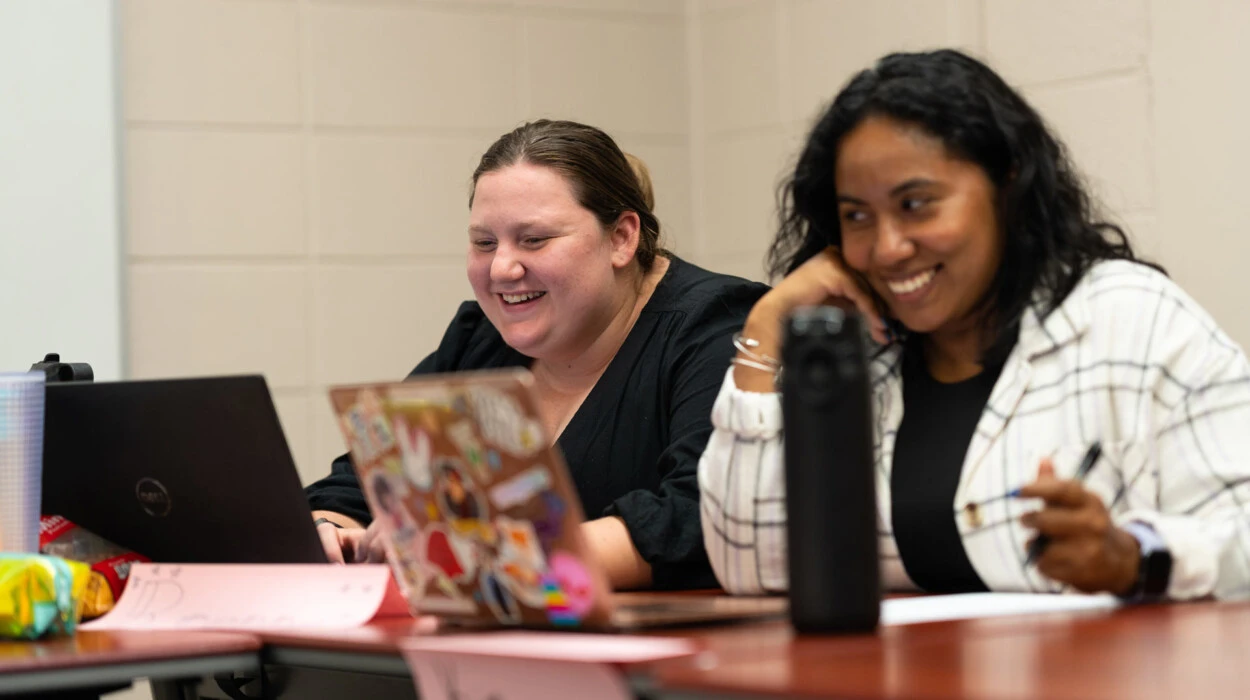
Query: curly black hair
769 49 1159 352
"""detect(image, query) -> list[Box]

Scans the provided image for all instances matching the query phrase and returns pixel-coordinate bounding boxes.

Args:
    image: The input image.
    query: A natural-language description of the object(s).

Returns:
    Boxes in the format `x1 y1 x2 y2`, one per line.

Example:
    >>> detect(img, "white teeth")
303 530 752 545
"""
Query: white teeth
886 268 937 295
501 291 546 304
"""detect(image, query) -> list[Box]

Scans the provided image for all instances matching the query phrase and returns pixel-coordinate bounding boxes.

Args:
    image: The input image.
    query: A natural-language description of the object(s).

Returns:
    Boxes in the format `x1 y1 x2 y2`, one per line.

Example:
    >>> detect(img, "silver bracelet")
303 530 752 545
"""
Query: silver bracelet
731 356 779 374
730 356 785 391
732 333 781 370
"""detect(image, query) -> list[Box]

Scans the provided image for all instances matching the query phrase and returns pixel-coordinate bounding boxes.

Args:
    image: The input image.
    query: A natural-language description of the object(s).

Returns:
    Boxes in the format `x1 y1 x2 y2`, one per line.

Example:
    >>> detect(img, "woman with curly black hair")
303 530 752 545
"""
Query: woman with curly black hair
700 49 1250 601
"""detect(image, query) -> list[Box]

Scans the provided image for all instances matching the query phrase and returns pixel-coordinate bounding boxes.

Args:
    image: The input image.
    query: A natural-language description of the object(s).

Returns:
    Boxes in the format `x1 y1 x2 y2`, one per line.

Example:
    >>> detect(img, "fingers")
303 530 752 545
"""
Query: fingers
317 523 346 564
1015 455 1142 595
354 522 390 564
835 282 889 344
1034 549 1097 593
1014 457 1058 499
316 522 382 565
1019 485 1131 594
368 536 390 564
354 525 375 564
1016 476 1088 508
1018 467 1109 543
760 247 890 345
1021 506 1110 538
815 249 886 339
338 528 365 563
810 248 887 343
1032 536 1127 594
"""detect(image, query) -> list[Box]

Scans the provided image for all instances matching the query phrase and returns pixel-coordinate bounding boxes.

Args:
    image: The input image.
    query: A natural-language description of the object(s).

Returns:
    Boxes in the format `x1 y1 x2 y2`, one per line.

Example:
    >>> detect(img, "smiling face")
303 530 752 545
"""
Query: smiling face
467 163 637 361
835 115 1003 341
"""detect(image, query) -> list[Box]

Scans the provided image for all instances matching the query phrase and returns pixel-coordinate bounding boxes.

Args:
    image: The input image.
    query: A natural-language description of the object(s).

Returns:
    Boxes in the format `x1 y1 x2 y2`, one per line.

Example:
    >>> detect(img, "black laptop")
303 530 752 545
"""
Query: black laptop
42 375 328 564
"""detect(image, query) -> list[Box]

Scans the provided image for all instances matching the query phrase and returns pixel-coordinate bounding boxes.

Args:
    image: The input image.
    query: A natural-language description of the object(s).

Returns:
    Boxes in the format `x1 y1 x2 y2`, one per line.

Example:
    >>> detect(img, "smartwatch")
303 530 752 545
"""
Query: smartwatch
1120 521 1172 601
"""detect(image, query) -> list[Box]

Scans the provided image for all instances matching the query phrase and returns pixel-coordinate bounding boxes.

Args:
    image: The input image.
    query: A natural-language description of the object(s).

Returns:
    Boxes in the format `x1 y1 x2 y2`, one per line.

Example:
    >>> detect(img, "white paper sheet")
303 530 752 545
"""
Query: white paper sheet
882 592 1120 626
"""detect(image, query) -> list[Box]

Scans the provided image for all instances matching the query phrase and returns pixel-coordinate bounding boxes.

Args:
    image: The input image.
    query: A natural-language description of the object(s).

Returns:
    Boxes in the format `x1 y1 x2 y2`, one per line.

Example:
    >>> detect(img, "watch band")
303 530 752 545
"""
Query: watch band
313 517 344 529
1120 521 1172 601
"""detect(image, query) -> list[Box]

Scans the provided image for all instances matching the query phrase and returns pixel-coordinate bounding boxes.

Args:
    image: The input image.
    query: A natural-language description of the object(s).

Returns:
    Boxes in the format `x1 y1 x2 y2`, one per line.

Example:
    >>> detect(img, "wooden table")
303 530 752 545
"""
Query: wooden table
168 597 1250 699
650 601 1250 699
188 592 763 700
0 630 260 698
235 592 786 699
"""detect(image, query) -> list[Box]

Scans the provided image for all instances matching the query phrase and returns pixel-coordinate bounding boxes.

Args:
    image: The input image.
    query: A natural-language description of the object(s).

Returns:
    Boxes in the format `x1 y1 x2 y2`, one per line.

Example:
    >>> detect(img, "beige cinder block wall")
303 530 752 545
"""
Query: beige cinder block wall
688 0 1250 360
688 0 983 283
120 0 691 484
121 0 1250 484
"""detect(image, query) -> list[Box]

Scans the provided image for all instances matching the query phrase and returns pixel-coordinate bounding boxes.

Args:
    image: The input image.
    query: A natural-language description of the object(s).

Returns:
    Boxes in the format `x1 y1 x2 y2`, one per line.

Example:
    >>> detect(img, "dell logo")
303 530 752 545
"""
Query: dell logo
135 477 172 517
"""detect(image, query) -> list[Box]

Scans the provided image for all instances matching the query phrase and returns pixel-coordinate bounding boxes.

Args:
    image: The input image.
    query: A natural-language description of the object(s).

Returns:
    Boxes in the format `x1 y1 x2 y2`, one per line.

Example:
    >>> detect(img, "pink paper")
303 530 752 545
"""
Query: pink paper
401 633 696 700
82 563 411 630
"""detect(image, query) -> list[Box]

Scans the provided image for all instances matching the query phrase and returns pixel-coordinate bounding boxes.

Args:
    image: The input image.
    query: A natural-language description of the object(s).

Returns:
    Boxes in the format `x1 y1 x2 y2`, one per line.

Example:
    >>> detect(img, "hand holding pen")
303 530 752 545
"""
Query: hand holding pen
1024 443 1102 566
1016 443 1142 595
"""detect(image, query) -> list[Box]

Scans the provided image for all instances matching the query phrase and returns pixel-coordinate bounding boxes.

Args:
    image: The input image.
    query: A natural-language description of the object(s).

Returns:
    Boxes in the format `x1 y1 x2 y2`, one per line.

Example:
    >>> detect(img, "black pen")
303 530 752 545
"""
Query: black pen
1023 442 1103 566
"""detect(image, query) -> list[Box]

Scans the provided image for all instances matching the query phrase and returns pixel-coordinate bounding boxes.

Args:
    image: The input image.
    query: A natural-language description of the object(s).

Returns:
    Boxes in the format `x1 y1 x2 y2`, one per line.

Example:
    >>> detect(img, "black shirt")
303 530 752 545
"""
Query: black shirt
305 256 768 589
890 337 1004 593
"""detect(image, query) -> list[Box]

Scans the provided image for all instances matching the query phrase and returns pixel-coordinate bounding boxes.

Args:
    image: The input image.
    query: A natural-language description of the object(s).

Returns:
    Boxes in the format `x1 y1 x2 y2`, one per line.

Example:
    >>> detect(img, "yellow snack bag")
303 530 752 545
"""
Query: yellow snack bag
0 554 90 639
80 572 116 620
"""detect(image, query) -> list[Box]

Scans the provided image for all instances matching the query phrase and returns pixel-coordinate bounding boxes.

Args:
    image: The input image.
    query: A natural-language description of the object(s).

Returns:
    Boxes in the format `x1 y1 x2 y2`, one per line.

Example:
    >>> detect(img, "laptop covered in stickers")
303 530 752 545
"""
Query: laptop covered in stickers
328 369 785 630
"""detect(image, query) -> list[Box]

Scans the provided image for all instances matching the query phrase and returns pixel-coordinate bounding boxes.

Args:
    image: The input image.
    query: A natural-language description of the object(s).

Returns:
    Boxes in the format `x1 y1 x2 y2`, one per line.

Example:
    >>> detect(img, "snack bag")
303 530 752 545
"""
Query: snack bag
38 515 149 620
0 553 90 639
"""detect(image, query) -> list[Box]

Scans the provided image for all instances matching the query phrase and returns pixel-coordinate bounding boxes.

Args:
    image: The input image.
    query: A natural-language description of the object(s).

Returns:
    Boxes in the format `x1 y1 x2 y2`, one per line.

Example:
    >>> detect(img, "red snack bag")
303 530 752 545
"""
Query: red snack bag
38 515 149 619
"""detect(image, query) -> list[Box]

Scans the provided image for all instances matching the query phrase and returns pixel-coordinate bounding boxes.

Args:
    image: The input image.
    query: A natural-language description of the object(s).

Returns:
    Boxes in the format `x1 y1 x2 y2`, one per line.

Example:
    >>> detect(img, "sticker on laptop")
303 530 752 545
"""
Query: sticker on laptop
479 567 523 625
392 548 428 600
368 471 418 540
542 578 581 627
468 387 544 458
385 384 456 407
542 551 594 626
345 389 397 464
532 491 567 546
496 517 545 567
422 579 477 616
393 415 434 490
380 455 404 475
422 522 476 583
493 517 548 607
434 458 486 523
446 420 490 481
548 551 594 617
488 466 553 510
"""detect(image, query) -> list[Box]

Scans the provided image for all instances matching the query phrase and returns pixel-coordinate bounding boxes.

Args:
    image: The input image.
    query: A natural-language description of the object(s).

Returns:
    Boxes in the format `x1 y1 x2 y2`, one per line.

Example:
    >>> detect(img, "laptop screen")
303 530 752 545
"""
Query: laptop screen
43 376 326 564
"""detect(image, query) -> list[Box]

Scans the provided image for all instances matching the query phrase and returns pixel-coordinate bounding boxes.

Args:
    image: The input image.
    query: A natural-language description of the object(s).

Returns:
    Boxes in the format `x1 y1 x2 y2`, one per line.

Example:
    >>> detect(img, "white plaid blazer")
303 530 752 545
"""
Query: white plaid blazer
699 260 1250 600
